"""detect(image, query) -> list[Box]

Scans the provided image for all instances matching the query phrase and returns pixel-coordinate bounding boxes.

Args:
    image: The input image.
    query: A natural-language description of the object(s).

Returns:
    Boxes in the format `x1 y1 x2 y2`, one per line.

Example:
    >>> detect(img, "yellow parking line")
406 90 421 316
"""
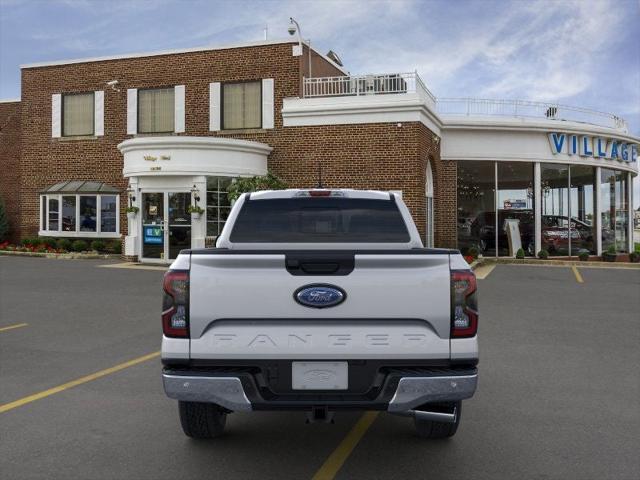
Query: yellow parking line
98 262 167 271
474 263 496 280
0 323 28 333
571 265 584 283
311 411 379 480
0 351 160 414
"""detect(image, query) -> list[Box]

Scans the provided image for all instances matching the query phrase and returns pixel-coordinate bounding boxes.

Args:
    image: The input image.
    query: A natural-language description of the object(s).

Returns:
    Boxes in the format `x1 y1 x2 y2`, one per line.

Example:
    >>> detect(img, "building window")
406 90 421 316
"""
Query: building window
39 194 120 237
601 168 629 253
497 162 534 256
62 92 94 136
62 196 76 232
138 88 175 133
206 177 234 237
457 161 496 256
222 81 261 129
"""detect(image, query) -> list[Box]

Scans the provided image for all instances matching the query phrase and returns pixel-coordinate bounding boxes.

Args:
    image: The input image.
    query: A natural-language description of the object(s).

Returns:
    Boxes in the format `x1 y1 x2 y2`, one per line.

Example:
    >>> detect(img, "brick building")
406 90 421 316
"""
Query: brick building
0 38 638 262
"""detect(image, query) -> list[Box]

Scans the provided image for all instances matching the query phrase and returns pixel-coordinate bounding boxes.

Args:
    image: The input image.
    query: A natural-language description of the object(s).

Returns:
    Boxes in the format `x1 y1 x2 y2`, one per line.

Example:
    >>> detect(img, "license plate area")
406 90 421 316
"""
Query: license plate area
292 362 348 390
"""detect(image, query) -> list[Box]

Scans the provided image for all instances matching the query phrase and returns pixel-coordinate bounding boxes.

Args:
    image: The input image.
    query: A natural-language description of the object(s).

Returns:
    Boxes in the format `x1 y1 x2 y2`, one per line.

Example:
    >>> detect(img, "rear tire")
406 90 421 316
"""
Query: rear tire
413 401 461 439
178 401 227 439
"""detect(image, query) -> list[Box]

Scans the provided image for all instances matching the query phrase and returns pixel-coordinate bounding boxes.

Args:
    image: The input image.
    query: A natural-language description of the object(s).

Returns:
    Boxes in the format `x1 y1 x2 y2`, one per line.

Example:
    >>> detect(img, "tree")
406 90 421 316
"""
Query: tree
0 197 9 242
226 172 287 202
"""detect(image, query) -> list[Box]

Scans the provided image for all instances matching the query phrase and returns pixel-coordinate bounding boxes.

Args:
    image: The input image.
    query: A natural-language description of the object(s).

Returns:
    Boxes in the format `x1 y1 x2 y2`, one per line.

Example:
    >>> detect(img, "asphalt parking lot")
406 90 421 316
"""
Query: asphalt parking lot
1 257 639 480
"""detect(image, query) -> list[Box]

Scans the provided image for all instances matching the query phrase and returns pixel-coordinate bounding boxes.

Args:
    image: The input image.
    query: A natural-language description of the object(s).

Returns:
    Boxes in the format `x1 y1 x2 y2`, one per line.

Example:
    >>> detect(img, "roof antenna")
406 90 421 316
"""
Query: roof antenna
317 162 323 188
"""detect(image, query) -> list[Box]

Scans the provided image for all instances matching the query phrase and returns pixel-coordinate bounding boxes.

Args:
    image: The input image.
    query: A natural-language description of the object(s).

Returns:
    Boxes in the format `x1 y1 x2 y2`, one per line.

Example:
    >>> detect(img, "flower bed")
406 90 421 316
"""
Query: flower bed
0 237 122 256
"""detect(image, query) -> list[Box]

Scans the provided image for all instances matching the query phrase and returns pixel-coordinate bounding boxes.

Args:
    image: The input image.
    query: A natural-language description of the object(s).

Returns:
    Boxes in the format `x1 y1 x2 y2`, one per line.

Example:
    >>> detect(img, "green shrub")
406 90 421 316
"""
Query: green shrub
537 249 549 260
515 248 525 259
467 246 479 259
227 172 287 202
57 238 72 251
578 251 590 261
606 244 617 255
71 240 88 252
630 252 640 263
107 240 121 254
38 237 57 249
21 237 36 247
90 240 106 252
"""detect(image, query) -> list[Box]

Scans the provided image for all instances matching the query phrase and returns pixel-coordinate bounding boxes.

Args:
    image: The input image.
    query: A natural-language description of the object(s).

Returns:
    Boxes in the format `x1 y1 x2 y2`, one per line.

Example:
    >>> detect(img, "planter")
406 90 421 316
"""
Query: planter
603 253 618 262
630 253 640 263
191 212 203 221
127 212 137 221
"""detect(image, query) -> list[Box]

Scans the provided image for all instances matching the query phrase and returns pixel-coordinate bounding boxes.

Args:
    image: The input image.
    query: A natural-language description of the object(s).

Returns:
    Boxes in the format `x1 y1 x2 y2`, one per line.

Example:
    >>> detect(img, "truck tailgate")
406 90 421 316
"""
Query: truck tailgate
189 252 452 360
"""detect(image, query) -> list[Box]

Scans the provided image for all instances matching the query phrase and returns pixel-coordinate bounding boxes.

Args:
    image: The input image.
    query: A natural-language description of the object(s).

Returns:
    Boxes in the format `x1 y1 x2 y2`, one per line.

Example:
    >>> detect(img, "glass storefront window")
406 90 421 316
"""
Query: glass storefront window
62 196 76 232
601 169 629 253
206 176 234 237
457 161 496 256
569 166 596 254
541 164 570 256
497 162 534 256
79 196 97 232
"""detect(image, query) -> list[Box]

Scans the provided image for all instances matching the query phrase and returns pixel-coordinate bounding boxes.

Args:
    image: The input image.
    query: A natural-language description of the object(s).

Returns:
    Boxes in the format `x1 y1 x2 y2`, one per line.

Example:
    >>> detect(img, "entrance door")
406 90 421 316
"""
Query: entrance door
141 192 191 262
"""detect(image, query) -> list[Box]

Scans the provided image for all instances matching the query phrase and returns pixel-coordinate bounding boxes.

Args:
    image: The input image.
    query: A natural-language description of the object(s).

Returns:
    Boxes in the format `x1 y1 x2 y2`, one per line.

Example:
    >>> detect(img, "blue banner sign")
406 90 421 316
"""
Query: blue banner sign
144 226 163 245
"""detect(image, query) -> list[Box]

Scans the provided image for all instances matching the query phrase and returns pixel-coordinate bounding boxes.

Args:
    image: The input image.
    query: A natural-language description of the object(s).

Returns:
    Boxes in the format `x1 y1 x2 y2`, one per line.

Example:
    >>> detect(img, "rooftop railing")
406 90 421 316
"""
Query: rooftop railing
436 98 628 131
301 74 628 131
303 72 436 103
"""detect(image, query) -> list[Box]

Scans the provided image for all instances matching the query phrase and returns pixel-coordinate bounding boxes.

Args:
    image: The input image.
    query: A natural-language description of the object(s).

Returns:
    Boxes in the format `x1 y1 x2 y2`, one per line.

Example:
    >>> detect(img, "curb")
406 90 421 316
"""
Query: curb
475 257 640 269
0 250 121 260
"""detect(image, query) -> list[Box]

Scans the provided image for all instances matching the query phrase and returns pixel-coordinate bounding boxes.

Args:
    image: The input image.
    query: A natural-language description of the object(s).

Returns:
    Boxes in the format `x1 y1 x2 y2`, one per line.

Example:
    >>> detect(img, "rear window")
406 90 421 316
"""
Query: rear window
229 197 410 243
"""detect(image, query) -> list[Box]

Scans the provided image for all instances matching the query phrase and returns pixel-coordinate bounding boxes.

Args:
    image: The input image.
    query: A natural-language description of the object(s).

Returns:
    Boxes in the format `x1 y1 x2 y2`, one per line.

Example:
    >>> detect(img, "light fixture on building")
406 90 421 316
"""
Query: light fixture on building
191 184 201 204
126 187 136 206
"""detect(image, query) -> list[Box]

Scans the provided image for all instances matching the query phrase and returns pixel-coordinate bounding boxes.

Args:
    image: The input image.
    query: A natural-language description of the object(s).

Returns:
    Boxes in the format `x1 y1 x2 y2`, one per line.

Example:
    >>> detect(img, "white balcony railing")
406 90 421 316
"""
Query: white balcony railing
436 98 628 131
302 74 628 131
303 72 436 103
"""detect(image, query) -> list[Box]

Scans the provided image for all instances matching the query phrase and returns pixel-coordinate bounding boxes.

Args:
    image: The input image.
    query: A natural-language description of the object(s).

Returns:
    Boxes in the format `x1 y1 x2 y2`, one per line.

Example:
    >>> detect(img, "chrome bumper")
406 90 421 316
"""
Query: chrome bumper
162 372 477 413
162 374 252 412
387 375 478 412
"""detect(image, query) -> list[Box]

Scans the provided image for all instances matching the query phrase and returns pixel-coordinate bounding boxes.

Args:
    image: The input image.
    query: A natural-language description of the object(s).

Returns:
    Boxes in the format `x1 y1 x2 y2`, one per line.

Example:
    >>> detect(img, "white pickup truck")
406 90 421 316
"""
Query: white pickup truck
161 189 478 439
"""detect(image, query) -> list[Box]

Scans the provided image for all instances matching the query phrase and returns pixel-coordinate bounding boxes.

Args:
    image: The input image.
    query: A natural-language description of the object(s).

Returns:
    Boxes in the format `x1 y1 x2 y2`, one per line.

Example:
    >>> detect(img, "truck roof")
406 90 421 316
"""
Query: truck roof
247 189 395 201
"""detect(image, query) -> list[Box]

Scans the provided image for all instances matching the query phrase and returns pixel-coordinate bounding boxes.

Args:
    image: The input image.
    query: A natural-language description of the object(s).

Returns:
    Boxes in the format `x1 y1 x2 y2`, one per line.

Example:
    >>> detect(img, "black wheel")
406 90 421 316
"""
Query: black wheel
413 401 461 439
178 401 227 439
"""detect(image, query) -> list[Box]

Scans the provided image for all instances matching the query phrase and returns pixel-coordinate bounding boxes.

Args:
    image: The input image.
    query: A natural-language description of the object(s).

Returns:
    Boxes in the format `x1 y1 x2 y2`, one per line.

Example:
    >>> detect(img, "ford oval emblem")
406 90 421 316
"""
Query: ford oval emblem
294 284 346 309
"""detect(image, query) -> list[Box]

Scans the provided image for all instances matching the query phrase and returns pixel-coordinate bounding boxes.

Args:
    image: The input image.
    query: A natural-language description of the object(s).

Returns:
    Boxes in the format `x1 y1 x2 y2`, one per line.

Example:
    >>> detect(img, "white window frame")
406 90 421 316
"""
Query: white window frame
39 194 120 238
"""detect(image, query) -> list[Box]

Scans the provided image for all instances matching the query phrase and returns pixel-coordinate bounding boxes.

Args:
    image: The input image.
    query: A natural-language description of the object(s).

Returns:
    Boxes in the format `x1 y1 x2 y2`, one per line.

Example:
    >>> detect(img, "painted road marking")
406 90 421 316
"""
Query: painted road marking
572 266 584 283
0 351 160 414
0 323 28 333
98 262 167 271
311 411 379 480
474 263 496 280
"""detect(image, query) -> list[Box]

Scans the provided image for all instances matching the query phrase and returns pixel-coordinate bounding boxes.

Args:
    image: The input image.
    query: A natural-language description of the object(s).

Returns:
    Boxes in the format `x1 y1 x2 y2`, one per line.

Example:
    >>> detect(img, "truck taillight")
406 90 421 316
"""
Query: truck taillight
451 270 478 338
162 270 189 338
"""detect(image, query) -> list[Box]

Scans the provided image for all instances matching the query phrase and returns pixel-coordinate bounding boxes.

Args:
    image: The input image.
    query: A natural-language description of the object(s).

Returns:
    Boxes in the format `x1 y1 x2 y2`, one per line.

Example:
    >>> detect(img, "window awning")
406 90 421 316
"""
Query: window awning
41 181 120 194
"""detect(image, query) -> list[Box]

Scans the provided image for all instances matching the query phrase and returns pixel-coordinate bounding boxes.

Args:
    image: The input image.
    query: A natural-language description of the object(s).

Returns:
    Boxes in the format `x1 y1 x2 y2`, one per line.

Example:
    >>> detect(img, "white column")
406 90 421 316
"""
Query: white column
595 167 602 256
534 162 541 256
191 175 207 249
124 177 140 258
628 171 633 253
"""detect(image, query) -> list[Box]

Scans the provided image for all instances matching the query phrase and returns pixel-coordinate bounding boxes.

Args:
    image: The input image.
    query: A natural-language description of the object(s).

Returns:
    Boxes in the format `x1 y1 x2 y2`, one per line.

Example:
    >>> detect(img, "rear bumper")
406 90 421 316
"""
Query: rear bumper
162 365 477 412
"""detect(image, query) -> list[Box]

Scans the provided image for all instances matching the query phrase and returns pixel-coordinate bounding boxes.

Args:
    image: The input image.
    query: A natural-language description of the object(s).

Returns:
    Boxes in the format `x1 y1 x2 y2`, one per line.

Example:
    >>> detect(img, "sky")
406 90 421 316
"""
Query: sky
1 0 639 205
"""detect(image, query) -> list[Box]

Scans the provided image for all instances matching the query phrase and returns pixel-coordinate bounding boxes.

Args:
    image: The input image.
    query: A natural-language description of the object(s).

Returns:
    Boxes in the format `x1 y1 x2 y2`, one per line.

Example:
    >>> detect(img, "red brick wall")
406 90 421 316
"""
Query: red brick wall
0 101 21 242
15 41 449 248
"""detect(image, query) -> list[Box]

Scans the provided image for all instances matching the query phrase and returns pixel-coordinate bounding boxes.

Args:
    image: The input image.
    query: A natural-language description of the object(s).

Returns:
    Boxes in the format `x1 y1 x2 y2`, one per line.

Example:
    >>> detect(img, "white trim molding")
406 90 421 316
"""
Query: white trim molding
118 136 271 178
282 93 442 135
